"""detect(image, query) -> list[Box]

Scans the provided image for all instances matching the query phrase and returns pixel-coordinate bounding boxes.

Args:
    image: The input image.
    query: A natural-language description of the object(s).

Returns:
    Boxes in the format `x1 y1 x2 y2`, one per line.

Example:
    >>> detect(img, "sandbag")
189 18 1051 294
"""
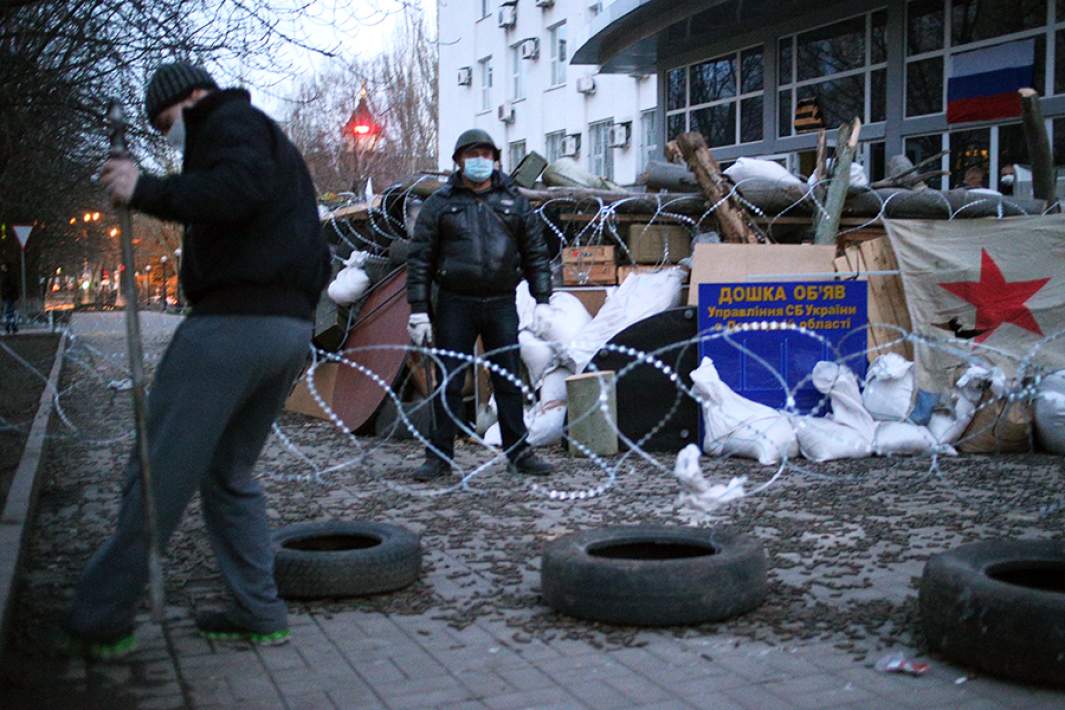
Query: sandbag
565 268 686 372
538 292 593 344
691 357 798 466
811 361 876 440
873 421 955 456
519 330 555 386
1034 370 1065 454
951 364 1031 453
724 158 802 188
927 365 986 445
327 266 370 305
863 353 916 421
527 401 567 447
792 416 872 461
540 367 571 404
808 160 869 190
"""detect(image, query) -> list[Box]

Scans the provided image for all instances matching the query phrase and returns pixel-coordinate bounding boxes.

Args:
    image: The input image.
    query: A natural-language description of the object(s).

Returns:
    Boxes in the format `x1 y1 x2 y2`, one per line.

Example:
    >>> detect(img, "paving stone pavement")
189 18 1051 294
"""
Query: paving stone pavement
2 313 1064 709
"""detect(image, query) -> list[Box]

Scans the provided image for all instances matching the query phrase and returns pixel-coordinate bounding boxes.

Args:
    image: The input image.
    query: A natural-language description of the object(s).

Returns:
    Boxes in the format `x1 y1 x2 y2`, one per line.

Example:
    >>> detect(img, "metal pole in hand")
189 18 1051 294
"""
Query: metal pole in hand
107 99 165 624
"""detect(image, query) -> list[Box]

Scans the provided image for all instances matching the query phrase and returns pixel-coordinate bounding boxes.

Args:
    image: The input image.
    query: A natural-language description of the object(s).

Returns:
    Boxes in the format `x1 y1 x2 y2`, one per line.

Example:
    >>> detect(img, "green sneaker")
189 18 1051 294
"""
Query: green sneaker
61 630 137 661
195 611 289 646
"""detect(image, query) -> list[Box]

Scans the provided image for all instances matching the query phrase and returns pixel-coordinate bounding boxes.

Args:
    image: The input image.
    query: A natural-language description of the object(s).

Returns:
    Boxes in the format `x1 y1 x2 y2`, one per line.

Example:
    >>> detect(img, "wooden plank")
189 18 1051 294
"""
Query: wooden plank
671 132 760 244
857 238 913 360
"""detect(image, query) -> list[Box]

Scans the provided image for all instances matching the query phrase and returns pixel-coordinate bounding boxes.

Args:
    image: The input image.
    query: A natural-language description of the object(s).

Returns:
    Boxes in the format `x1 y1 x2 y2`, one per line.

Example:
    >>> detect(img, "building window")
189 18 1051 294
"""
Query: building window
545 130 566 162
509 140 527 172
640 110 658 171
589 120 614 180
950 127 991 187
510 44 525 100
550 22 567 86
779 11 887 136
665 44 764 148
905 0 1053 117
905 133 946 188
479 57 493 112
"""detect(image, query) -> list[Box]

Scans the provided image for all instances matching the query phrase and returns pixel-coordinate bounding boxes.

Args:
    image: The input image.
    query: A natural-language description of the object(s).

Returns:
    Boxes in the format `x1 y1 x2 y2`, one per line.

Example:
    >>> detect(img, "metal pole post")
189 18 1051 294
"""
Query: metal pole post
107 100 165 623
19 248 27 318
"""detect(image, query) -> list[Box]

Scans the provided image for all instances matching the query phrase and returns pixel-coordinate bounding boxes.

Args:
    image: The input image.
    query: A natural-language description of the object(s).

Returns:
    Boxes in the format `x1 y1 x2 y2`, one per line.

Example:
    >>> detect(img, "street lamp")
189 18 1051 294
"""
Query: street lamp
160 255 168 311
342 84 382 196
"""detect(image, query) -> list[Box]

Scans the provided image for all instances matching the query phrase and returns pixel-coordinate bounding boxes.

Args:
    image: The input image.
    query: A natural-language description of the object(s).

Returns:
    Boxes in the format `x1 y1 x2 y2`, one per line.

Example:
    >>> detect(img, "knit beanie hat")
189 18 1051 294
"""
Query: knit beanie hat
144 62 218 125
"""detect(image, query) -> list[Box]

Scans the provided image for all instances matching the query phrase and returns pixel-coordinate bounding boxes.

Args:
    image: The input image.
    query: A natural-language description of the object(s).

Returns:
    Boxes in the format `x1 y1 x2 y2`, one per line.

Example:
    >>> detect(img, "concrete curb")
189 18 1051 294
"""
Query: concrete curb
0 333 66 657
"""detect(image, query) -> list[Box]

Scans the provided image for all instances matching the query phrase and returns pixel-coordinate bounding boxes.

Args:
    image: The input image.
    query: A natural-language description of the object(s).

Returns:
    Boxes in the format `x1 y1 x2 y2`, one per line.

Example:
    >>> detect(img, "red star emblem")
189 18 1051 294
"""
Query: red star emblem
938 250 1049 342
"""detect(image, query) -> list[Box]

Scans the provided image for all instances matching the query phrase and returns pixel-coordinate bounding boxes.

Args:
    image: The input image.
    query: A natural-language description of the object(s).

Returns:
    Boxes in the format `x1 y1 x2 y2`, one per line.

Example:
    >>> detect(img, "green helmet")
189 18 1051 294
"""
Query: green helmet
452 128 501 163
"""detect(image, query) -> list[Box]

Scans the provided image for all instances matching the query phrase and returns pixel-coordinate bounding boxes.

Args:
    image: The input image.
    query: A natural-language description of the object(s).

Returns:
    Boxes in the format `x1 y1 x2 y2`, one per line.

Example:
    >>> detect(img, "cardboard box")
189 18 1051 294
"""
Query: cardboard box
562 245 617 285
686 243 838 306
834 238 914 362
626 224 692 264
284 362 339 421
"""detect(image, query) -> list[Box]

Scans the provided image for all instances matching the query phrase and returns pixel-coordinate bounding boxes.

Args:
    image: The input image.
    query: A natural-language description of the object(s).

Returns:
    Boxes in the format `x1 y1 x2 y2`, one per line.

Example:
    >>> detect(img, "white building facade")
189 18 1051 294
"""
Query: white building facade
437 0 659 185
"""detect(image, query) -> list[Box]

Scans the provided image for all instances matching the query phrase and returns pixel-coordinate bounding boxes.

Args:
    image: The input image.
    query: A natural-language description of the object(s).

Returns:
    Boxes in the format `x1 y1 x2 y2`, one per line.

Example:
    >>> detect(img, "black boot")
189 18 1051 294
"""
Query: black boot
413 458 451 482
508 449 553 476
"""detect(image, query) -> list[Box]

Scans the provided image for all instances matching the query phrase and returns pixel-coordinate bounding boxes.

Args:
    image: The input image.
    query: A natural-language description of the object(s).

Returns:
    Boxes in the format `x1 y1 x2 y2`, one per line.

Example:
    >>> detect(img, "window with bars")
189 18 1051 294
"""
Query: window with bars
640 110 658 171
479 57 493 112
665 44 765 148
545 130 566 163
777 10 887 137
588 120 614 181
550 22 568 86
509 140 527 172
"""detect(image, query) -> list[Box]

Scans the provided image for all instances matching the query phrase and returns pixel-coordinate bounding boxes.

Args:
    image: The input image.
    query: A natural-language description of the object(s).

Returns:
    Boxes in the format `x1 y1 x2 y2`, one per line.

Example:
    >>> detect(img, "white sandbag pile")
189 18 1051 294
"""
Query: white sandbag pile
691 356 798 466
327 251 371 305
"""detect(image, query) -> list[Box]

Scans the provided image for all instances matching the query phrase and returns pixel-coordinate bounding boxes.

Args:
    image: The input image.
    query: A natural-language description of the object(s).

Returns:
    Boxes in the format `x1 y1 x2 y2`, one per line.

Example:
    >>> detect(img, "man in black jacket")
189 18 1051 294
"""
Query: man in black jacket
407 129 554 481
64 62 330 658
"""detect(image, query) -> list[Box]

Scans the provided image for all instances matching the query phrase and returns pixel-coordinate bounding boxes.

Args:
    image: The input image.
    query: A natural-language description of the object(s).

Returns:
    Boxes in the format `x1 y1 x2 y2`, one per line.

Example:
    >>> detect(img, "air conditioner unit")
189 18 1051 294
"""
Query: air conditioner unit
609 123 630 149
498 101 515 123
520 38 540 60
576 76 597 95
457 66 473 86
535 0 555 7
498 4 517 28
561 135 580 157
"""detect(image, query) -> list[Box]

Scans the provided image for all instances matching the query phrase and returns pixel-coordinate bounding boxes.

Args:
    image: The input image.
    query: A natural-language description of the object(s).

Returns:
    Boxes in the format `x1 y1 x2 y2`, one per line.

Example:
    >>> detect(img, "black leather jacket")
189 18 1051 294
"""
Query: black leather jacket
406 170 552 313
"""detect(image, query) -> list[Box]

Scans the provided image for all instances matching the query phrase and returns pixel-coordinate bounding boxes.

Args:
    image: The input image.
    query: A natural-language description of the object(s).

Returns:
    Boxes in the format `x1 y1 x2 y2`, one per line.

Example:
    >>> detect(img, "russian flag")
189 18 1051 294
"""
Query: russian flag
947 39 1035 124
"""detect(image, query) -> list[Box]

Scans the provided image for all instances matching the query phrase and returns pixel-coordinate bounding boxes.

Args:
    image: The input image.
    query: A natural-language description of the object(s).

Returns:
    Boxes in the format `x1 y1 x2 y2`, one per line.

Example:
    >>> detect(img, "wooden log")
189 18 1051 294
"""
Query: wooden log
637 161 700 192
814 118 862 245
813 128 829 184
1019 88 1057 203
670 132 760 244
566 371 619 457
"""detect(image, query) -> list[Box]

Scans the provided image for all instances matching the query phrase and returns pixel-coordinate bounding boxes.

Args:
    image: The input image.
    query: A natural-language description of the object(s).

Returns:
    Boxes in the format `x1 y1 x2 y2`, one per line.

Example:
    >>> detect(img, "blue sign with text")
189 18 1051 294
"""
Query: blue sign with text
698 281 868 413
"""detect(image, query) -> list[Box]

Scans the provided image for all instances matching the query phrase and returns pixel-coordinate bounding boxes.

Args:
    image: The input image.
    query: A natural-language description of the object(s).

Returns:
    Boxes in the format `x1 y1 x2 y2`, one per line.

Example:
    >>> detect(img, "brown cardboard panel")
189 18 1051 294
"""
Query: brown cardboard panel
626 224 692 264
562 263 617 285
686 244 838 305
562 245 615 264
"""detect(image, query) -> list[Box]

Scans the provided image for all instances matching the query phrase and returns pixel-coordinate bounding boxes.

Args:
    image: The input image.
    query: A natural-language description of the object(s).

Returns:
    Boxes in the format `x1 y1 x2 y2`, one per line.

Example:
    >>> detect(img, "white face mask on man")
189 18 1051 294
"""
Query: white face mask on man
166 114 186 152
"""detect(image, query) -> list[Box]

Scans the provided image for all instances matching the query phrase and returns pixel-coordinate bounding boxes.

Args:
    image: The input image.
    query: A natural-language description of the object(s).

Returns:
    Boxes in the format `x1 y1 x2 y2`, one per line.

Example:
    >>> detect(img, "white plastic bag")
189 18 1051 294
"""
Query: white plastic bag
863 353 916 421
691 357 798 466
565 268 685 372
725 157 802 188
1034 370 1065 454
673 444 747 513
327 266 370 305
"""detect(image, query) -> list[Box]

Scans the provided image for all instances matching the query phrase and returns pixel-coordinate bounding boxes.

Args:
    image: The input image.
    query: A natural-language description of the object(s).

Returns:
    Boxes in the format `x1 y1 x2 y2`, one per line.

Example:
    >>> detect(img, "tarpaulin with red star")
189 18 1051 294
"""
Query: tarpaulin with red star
885 214 1065 393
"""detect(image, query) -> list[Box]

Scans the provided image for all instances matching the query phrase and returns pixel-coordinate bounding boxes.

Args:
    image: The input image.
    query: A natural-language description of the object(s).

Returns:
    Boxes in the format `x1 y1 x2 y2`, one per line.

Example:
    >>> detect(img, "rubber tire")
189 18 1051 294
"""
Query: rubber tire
273 521 421 599
542 525 767 626
919 539 1065 686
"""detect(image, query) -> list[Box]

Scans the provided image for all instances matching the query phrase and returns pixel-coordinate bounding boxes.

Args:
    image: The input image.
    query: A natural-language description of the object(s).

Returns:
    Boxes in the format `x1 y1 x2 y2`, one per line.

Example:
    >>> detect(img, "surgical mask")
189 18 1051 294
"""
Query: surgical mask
166 114 186 152
462 157 494 183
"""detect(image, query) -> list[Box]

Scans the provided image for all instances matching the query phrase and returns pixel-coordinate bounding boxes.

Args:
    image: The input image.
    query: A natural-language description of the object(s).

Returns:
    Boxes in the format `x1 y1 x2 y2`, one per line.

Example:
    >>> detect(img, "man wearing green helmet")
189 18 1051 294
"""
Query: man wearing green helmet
406 129 554 481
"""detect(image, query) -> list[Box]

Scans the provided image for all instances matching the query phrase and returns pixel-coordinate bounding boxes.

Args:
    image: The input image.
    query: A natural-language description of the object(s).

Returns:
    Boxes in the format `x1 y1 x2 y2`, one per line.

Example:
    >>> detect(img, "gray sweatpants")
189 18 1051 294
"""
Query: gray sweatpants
67 315 311 637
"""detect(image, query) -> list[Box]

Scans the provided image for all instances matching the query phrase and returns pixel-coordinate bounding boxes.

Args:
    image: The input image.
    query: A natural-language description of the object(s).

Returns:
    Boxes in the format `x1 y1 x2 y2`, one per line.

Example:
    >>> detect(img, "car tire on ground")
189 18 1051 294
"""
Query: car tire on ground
542 525 767 626
273 521 421 599
919 538 1065 686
